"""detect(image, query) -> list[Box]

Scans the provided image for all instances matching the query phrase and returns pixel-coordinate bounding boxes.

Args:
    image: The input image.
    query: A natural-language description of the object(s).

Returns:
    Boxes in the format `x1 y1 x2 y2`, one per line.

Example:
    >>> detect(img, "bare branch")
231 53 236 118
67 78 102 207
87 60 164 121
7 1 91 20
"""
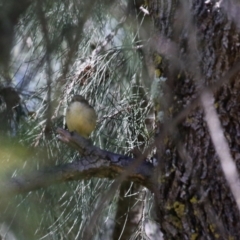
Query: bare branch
201 90 240 210
0 129 154 197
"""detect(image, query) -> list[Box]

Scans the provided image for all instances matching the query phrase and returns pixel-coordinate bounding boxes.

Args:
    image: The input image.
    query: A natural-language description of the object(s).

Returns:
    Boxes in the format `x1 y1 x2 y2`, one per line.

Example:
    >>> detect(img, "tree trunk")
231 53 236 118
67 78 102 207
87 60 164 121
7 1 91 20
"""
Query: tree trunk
112 182 144 240
148 0 240 239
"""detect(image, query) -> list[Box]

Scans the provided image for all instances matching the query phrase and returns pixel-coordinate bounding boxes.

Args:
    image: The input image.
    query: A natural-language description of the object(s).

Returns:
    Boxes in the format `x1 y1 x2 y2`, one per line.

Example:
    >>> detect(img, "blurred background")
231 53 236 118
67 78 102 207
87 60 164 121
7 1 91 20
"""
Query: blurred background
0 0 160 239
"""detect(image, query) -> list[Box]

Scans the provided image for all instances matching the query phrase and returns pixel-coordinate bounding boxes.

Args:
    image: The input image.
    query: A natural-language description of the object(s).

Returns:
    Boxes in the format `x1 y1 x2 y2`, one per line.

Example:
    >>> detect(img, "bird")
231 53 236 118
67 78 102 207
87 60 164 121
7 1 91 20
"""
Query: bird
65 95 97 138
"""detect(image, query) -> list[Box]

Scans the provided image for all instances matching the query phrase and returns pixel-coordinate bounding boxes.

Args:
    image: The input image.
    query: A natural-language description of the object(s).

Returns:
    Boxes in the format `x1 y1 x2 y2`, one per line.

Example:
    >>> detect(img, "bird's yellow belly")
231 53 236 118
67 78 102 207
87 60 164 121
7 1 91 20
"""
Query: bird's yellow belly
66 102 96 138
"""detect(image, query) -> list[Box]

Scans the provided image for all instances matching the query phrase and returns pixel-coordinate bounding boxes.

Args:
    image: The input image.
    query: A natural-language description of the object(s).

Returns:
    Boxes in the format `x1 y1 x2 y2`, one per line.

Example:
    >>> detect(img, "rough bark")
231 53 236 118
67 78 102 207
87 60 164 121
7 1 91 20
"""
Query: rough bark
148 0 240 239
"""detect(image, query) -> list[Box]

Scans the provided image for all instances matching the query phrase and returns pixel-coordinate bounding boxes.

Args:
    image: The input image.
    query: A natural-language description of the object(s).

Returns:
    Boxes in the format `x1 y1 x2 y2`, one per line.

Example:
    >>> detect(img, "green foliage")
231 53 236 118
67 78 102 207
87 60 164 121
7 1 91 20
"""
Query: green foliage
0 0 155 239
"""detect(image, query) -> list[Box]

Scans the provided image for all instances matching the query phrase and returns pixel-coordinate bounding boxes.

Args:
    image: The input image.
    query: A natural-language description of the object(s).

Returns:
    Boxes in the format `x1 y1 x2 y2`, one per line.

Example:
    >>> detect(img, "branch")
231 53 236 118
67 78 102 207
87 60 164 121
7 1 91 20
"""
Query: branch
0 129 154 197
0 0 32 68
201 90 240 211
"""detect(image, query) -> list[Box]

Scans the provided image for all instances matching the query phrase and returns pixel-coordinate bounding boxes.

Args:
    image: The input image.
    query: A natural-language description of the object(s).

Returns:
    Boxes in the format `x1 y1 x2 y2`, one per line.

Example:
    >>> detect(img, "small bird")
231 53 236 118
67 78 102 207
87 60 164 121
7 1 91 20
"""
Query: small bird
65 95 97 138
